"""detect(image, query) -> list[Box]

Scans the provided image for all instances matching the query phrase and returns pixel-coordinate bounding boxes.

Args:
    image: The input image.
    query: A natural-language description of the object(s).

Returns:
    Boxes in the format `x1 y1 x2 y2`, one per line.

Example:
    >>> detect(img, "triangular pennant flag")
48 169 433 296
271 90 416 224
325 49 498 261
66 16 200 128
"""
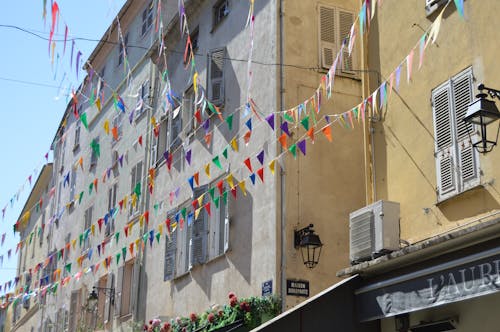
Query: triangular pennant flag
249 173 256 185
257 168 264 182
297 139 307 156
280 122 291 137
307 127 315 143
243 131 252 145
257 150 265 165
205 163 211 178
193 172 200 186
80 112 88 130
243 158 253 172
225 114 234 131
226 174 235 189
245 118 252 131
406 49 414 83
278 133 288 149
217 180 224 195
209 187 215 201
268 160 276 175
238 181 247 196
230 187 237 199
204 202 211 216
138 135 143 146
212 156 223 170
214 196 220 209
289 144 297 158
453 0 464 18
122 247 127 262
265 114 275 130
112 126 119 141
185 149 192 165
322 125 333 142
230 138 239 152
300 116 310 131
222 147 228 159
155 232 161 244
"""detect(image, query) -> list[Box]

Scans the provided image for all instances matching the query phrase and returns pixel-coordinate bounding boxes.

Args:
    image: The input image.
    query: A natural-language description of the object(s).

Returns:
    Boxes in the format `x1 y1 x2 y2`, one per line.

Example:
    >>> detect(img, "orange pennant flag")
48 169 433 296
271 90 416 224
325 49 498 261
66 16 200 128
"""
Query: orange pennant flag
307 127 315 143
243 131 252 145
322 125 333 142
278 133 288 149
204 132 212 146
194 172 200 186
112 126 118 140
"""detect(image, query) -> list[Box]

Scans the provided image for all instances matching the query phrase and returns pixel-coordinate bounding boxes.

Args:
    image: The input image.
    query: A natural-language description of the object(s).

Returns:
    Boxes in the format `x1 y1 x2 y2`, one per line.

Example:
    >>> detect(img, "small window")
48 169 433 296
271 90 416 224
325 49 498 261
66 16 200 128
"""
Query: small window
208 48 226 105
83 206 93 250
112 112 124 144
164 212 177 281
175 204 192 276
118 33 129 66
182 86 196 134
69 170 77 202
213 0 229 28
73 120 81 150
135 80 150 120
129 161 143 217
106 183 118 237
117 259 135 317
142 1 154 36
318 5 357 75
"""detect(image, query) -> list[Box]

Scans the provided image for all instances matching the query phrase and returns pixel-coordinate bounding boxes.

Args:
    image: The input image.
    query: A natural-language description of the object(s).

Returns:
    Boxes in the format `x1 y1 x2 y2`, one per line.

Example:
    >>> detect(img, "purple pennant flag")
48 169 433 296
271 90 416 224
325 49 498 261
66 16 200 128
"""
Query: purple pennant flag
1 233 5 246
297 139 307 156
280 122 291 137
118 155 124 167
325 115 331 124
163 150 169 161
76 51 82 80
129 110 135 124
257 150 265 165
395 65 401 91
70 40 75 67
245 118 252 131
249 173 256 185
107 167 112 179
265 114 275 130
203 118 210 131
97 244 101 257
185 149 192 165
175 187 180 198
7 249 11 259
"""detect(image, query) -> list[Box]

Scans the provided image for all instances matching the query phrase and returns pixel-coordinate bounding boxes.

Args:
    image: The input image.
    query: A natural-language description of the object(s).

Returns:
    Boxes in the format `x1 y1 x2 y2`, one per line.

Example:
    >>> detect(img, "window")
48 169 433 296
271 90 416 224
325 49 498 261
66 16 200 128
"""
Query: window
213 0 229 28
164 215 177 280
129 162 143 217
69 170 77 202
182 86 196 134
106 183 118 237
318 5 356 75
208 48 226 105
191 27 199 53
152 108 182 167
68 290 82 332
112 112 124 144
141 1 154 36
118 33 129 66
74 120 81 150
175 205 192 276
136 80 150 120
90 137 99 168
103 273 115 324
83 206 93 250
432 67 479 201
116 259 136 317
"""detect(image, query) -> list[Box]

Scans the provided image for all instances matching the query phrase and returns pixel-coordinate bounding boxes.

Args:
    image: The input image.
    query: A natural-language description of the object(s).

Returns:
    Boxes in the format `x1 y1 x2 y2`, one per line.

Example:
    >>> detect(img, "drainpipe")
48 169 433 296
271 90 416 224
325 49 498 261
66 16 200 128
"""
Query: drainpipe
279 0 287 312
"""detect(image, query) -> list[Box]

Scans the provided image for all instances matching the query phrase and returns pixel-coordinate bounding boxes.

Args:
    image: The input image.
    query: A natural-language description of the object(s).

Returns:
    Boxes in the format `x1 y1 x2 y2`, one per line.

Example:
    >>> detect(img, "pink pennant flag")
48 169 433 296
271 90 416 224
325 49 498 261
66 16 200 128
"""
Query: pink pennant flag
63 25 68 55
406 49 414 83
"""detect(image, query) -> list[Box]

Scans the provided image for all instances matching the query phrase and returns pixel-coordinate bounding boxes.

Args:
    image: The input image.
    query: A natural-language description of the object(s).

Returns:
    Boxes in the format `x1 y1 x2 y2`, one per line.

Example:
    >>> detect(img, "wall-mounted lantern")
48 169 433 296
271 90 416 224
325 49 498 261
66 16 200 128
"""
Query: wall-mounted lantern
464 84 500 153
294 224 323 269
87 286 115 308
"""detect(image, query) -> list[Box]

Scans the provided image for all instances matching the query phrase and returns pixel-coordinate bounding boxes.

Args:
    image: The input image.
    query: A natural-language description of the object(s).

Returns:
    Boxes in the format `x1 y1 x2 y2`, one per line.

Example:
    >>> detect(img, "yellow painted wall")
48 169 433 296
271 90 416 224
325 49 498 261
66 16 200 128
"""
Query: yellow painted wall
281 0 365 310
367 0 500 243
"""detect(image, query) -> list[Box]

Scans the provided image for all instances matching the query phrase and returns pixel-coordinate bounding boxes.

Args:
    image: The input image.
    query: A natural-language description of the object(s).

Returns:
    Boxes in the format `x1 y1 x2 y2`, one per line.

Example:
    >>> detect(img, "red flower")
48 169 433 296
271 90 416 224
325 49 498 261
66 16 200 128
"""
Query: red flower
218 310 224 317
240 301 251 312
161 322 171 332
190 312 198 322
228 292 236 299
208 313 216 323
230 296 238 307
143 325 149 331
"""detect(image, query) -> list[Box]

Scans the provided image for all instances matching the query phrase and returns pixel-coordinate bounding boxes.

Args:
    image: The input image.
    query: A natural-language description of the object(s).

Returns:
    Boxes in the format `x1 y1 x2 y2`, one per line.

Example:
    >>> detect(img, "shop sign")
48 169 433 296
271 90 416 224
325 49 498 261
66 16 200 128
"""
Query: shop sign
286 279 309 297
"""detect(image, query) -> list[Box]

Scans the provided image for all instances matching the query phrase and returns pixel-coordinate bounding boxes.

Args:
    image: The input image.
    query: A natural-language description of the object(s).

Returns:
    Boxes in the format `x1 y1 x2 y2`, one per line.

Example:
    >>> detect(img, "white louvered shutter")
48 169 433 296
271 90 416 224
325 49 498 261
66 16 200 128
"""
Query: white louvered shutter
115 266 124 317
338 10 356 75
433 82 458 201
319 5 337 69
209 48 225 105
164 230 177 281
451 68 479 191
190 188 208 267
104 272 114 323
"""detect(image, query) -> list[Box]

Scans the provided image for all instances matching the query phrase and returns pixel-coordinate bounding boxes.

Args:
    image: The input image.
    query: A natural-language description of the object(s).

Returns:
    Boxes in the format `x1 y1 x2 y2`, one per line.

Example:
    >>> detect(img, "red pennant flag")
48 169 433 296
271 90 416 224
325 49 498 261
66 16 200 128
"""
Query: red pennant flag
165 218 171 233
144 211 150 225
194 109 202 123
154 125 160 137
217 180 224 195
278 133 288 149
93 178 98 193
118 200 124 211
124 226 129 238
191 200 198 210
322 125 333 142
231 187 237 199
138 135 143 146
97 218 103 232
243 158 253 172
204 202 211 216
257 168 264 182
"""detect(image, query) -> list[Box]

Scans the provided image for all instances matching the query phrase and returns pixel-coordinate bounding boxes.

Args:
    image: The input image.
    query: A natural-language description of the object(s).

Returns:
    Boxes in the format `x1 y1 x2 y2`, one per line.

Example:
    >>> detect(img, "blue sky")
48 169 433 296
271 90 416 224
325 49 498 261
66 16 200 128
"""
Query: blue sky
0 0 126 294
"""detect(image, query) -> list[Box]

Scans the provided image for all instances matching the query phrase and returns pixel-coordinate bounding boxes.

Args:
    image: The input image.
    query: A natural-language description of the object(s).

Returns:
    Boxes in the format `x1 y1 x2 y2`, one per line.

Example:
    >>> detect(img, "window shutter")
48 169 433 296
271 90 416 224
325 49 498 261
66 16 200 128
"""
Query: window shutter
319 5 337 69
190 217 207 267
452 68 479 190
164 231 177 281
209 48 226 105
150 130 158 167
338 10 355 75
432 82 458 200
130 260 140 317
115 266 124 317
104 272 114 323
182 91 194 134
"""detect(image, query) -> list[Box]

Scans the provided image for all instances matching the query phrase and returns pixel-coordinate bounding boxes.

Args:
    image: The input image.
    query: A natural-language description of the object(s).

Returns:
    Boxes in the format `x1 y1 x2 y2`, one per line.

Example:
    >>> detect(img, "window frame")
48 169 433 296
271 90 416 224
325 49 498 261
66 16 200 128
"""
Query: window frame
129 161 143 218
207 48 226 106
212 0 230 29
118 33 129 66
106 183 118 237
141 1 154 36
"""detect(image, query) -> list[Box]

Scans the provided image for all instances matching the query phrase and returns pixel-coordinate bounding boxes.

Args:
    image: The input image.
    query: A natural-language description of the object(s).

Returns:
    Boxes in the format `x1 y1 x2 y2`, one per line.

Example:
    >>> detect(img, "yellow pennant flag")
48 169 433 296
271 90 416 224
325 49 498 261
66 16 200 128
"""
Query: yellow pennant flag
195 207 203 220
226 173 235 189
230 138 238 152
158 224 163 236
197 194 205 208
151 116 157 127
238 181 247 196
128 223 133 234
269 160 276 175
72 239 77 249
193 72 198 96
205 163 210 178
123 195 128 209
135 239 141 249
95 97 102 112
103 119 110 135
139 214 144 228
132 193 137 208
91 224 95 236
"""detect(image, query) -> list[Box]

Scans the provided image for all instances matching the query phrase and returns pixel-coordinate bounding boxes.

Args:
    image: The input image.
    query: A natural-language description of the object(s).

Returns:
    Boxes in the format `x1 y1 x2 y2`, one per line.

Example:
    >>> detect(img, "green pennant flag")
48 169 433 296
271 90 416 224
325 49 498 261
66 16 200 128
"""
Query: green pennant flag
214 196 220 209
80 112 88 129
90 139 100 158
212 156 223 170
57 250 62 261
79 233 83 247
181 207 187 220
222 147 229 159
310 108 318 126
89 90 95 105
116 253 121 265
89 182 94 195
65 263 72 274
352 106 359 120
154 203 159 215
289 144 297 158
36 202 40 213
209 187 215 201
115 232 120 244
134 182 141 197
284 113 295 123
142 233 148 244
207 101 216 115
155 232 161 243
29 232 34 244
223 191 228 205
300 116 310 131
122 247 127 262
51 282 58 294
79 191 84 204
225 114 234 131
84 229 89 241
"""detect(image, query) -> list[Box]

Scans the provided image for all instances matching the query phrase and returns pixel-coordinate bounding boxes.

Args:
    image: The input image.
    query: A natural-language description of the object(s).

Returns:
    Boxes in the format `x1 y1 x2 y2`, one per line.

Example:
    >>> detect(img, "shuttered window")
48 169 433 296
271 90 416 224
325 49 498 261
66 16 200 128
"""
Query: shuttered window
318 5 357 75
116 259 135 317
164 223 177 281
432 67 479 201
129 161 143 217
208 48 226 105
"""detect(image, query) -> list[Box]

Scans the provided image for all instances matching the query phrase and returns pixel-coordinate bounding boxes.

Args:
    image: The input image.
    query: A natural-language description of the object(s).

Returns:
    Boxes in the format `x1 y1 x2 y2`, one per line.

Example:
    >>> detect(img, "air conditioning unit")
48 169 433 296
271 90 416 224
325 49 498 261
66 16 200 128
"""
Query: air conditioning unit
425 0 449 16
349 200 400 264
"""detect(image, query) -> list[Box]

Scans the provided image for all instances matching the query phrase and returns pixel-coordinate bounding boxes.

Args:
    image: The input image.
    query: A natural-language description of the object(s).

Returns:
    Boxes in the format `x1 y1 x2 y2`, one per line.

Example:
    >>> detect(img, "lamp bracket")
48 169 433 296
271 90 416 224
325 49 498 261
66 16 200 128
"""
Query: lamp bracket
478 83 500 100
92 286 115 304
294 224 314 248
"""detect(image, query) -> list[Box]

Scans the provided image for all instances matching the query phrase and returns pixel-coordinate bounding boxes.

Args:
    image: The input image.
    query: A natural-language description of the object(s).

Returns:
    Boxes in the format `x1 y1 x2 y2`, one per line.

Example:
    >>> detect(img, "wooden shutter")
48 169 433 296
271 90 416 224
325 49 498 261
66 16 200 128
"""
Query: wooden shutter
164 230 177 281
115 266 124 317
338 9 355 75
209 48 225 105
182 89 194 133
130 259 140 318
452 68 479 190
319 5 337 69
104 272 114 323
433 82 458 200
190 187 208 267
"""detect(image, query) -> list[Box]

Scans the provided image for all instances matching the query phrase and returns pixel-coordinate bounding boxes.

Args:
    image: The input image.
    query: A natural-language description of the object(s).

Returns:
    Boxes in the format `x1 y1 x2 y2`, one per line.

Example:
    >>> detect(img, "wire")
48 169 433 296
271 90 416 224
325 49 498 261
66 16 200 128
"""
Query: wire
0 23 324 71
0 75 66 90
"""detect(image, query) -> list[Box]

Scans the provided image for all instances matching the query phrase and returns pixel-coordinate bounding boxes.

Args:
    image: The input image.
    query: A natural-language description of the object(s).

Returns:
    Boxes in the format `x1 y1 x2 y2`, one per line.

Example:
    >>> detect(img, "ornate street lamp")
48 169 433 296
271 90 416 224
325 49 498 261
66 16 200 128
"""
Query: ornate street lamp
87 286 115 306
464 84 500 153
294 224 323 269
